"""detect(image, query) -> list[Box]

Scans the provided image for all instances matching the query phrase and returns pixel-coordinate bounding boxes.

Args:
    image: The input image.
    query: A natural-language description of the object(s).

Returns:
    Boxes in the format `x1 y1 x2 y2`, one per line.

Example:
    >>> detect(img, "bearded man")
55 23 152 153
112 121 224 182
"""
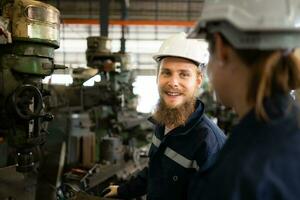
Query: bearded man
102 32 226 200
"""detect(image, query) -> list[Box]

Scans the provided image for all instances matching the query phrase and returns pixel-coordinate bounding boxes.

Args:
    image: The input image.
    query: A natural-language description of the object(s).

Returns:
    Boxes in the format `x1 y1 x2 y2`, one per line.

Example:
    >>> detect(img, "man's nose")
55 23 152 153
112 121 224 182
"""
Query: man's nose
168 75 179 88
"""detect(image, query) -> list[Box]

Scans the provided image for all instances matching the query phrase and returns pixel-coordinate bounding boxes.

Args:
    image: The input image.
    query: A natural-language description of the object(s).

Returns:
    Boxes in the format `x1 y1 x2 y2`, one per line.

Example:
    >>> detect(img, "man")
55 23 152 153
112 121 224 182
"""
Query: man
102 32 226 200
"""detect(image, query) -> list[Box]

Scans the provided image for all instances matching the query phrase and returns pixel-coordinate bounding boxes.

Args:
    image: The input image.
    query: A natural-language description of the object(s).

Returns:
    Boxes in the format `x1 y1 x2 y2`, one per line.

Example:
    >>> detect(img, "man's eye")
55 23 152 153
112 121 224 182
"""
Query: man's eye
161 71 170 76
180 73 190 78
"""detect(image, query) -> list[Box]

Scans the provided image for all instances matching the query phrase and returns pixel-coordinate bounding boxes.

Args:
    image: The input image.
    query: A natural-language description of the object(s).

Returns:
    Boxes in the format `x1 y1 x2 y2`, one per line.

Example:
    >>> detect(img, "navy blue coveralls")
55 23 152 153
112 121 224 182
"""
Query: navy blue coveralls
117 99 226 200
189 94 300 200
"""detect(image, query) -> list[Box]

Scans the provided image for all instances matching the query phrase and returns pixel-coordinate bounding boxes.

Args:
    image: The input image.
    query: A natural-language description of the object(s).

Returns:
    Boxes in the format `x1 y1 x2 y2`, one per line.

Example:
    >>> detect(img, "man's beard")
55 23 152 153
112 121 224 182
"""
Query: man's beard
153 97 196 128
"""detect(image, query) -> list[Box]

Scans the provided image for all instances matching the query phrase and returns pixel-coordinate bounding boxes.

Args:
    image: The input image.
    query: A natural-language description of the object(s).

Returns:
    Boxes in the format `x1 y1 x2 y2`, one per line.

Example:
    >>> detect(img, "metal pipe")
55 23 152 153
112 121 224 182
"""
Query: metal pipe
120 0 128 53
99 0 109 37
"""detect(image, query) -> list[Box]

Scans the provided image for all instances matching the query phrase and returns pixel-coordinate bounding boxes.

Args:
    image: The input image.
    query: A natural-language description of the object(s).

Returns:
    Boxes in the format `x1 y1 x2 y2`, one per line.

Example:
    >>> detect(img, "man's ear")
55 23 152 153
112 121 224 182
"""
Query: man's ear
196 70 203 87
156 63 161 83
214 33 230 65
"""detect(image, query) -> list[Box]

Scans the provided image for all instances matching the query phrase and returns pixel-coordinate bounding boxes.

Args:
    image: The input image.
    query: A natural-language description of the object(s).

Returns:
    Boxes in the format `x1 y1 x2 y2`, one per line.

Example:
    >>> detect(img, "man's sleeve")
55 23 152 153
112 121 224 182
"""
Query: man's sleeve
117 166 148 199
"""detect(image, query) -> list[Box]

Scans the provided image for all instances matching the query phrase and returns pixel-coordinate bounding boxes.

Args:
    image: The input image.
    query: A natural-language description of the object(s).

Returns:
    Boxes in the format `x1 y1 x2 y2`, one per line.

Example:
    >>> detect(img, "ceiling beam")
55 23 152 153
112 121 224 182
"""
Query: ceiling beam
62 19 195 27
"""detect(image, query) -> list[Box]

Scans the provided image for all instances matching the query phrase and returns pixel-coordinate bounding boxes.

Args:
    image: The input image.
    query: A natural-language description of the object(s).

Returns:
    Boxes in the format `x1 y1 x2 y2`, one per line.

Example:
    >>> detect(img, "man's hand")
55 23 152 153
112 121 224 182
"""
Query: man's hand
101 185 119 198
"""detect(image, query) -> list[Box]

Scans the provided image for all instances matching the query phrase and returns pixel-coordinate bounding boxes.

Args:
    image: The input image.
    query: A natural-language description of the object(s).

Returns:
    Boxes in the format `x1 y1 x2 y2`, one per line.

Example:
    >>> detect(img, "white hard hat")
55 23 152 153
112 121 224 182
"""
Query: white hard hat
189 0 300 49
153 32 208 67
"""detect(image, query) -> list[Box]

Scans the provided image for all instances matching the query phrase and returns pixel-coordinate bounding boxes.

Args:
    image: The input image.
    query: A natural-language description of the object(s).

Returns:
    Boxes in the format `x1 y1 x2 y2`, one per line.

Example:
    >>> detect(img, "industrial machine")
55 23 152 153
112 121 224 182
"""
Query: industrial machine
0 0 65 199
46 36 151 199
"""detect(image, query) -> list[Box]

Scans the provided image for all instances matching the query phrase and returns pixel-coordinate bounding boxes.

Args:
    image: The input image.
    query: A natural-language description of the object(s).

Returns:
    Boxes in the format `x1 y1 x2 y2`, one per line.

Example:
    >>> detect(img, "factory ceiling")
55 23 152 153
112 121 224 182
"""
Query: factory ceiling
41 0 204 23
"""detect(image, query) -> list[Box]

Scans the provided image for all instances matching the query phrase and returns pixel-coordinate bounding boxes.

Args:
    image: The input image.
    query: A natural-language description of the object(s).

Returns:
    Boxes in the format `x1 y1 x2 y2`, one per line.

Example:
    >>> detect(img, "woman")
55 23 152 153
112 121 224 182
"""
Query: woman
189 0 300 199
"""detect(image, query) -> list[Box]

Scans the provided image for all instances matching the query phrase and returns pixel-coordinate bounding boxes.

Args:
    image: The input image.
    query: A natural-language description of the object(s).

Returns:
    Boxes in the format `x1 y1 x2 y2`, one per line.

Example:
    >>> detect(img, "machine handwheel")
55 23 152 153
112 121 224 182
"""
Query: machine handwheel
11 84 43 120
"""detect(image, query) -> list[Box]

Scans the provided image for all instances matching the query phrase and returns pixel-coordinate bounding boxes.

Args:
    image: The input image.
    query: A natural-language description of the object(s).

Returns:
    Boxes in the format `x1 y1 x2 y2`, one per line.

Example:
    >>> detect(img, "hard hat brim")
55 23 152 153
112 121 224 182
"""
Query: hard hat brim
152 54 200 66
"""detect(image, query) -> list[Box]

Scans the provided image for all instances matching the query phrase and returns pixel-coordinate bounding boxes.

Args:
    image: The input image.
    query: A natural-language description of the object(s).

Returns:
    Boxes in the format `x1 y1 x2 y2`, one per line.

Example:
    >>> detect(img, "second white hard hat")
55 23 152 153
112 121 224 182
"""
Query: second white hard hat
153 32 208 67
189 0 300 49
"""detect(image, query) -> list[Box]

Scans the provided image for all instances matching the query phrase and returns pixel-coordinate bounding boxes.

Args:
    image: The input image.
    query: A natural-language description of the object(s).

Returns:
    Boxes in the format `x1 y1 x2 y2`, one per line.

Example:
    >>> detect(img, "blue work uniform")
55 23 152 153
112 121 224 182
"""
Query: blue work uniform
189 94 300 200
117 99 226 200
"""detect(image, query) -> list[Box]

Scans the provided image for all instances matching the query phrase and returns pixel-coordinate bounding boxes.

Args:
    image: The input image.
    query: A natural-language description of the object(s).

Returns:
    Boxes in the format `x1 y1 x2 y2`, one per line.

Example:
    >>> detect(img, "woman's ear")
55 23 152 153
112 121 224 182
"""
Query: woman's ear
214 33 230 65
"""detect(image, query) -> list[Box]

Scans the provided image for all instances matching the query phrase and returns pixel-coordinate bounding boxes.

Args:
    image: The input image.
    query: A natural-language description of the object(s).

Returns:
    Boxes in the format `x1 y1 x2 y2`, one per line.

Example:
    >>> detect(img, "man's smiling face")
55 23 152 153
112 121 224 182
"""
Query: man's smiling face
157 57 202 108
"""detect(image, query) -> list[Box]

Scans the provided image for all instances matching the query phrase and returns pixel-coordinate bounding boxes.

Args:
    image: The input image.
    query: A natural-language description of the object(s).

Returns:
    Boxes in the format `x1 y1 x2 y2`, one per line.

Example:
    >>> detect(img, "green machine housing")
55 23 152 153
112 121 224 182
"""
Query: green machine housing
0 0 64 172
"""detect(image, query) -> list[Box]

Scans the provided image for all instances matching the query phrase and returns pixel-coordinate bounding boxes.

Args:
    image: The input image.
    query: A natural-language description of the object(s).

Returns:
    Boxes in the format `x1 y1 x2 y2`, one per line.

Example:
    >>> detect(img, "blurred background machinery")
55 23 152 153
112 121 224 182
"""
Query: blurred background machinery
48 35 152 200
199 85 238 135
0 0 151 199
